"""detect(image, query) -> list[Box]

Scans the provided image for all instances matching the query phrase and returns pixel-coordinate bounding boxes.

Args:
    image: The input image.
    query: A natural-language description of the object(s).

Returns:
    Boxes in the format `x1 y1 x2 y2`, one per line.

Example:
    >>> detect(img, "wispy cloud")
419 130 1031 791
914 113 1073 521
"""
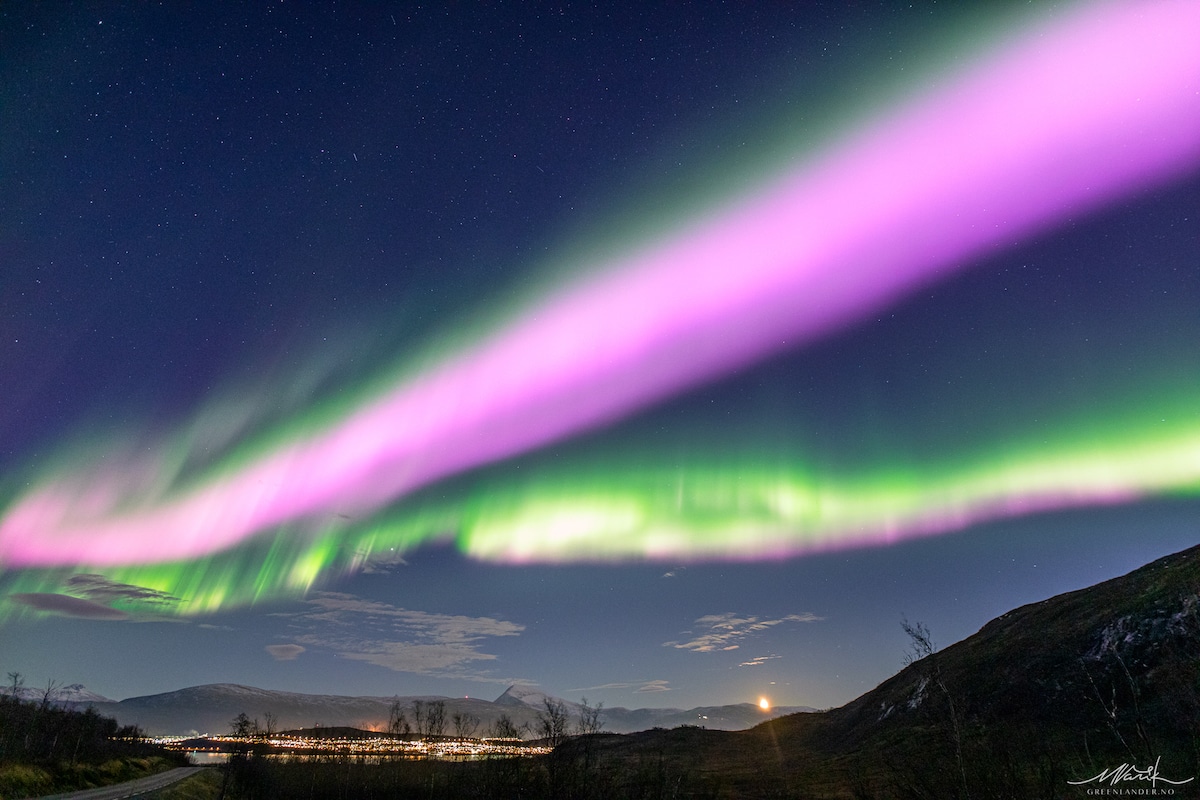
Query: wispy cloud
635 680 672 693
265 644 306 661
279 592 523 680
568 679 672 694
64 574 179 607
738 654 782 667
336 642 498 673
353 549 410 574
568 681 639 691
665 612 822 653
9 592 129 620
6 574 182 621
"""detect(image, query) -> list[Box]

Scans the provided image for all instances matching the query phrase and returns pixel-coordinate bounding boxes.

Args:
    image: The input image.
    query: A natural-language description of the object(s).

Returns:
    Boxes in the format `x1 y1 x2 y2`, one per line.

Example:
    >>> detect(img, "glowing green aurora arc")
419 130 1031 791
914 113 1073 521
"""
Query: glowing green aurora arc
3 0 1200 618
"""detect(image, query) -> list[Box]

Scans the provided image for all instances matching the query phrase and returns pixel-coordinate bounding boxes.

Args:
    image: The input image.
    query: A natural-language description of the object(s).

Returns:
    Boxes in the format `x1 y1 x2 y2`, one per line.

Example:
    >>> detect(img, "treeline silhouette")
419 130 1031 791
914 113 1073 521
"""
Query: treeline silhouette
1 696 144 765
0 675 185 798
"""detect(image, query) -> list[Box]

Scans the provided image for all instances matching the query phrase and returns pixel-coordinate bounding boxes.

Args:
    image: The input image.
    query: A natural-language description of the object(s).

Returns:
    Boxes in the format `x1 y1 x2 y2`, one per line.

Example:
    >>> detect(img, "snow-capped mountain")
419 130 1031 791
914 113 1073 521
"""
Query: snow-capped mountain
64 682 811 737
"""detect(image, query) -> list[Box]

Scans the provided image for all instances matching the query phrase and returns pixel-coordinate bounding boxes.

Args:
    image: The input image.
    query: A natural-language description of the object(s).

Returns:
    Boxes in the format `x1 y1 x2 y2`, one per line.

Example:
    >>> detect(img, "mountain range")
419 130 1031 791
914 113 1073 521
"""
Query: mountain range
45 680 812 737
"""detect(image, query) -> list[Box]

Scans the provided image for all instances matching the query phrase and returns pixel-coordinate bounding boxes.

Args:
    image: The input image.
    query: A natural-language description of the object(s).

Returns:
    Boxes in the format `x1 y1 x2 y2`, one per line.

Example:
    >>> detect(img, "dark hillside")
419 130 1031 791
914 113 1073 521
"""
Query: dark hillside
561 542 1200 798
827 542 1200 751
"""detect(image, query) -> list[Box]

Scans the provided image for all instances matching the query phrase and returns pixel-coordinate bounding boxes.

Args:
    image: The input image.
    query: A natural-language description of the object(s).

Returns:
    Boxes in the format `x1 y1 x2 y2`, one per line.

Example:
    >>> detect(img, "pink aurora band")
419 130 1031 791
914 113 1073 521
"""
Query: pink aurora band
3 0 1200 567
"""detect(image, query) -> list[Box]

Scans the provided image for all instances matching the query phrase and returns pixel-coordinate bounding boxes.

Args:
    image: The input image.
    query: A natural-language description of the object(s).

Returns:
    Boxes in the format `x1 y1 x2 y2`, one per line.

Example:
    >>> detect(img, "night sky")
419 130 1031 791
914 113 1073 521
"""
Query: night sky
2 2 1199 712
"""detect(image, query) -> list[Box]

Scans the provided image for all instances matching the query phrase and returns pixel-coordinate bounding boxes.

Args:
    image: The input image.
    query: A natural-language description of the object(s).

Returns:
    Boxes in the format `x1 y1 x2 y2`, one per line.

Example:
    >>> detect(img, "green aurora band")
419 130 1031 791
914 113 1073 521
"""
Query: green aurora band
3 1 1200 619
3 382 1199 620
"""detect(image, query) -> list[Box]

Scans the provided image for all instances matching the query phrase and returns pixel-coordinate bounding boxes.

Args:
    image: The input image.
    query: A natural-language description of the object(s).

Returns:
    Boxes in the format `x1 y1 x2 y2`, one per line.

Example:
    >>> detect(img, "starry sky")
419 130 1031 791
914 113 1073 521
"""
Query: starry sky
2 2 1199 711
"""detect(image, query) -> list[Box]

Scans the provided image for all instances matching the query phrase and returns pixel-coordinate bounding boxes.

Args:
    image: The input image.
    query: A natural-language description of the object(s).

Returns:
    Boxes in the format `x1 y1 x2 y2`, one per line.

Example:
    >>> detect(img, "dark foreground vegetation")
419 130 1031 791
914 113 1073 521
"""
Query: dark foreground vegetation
0 678 187 799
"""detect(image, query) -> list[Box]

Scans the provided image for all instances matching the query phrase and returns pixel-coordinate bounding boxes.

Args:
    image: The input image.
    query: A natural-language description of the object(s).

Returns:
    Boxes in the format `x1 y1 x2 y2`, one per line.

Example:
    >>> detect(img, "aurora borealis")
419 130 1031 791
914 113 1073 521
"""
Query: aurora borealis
2 1 1199 708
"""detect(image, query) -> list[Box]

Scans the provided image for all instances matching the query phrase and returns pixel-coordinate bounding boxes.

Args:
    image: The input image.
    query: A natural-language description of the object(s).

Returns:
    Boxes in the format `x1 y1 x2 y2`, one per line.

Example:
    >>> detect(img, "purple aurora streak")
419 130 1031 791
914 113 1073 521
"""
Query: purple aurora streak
3 0 1199 567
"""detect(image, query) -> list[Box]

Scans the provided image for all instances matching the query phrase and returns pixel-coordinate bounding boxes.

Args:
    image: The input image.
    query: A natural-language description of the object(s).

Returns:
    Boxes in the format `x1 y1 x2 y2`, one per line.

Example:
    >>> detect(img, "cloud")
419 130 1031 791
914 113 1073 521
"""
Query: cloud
335 642 497 673
8 593 129 620
354 549 409 574
569 681 639 691
5 574 184 621
64 574 179 607
279 592 523 680
738 654 782 667
568 679 672 693
266 644 305 661
7 573 188 621
665 612 822 653
299 592 523 641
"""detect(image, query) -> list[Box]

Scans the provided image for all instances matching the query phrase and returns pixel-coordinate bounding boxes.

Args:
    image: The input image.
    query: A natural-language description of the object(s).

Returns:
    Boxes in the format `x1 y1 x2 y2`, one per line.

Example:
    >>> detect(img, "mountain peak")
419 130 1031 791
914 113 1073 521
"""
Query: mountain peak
494 684 552 708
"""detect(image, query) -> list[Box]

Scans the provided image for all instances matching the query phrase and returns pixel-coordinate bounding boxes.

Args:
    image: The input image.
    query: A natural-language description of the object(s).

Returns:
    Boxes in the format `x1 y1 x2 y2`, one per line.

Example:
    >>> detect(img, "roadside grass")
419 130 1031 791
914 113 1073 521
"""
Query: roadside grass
0 755 183 799
139 767 224 800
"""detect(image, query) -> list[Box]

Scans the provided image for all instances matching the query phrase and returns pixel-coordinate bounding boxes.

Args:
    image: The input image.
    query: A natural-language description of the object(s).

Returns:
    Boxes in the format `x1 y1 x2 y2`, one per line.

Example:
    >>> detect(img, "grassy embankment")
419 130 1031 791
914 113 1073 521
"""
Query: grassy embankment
0 691 189 799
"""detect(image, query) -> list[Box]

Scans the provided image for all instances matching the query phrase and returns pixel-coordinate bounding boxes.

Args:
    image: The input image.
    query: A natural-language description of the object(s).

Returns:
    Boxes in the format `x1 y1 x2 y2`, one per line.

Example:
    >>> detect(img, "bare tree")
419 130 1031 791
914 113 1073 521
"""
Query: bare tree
412 700 426 739
903 617 969 800
388 697 411 736
426 700 446 738
452 711 480 739
489 713 524 740
230 712 254 738
40 678 62 710
6 671 24 701
537 697 571 746
262 711 277 738
577 696 604 735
